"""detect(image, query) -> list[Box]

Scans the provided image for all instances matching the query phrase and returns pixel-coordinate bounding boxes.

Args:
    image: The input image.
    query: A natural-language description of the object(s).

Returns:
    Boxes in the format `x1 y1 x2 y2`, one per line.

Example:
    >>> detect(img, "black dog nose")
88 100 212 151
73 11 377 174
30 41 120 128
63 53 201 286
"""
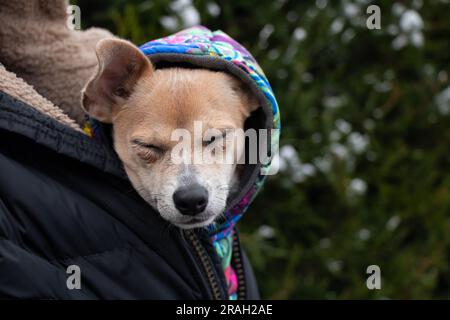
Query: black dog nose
173 185 209 216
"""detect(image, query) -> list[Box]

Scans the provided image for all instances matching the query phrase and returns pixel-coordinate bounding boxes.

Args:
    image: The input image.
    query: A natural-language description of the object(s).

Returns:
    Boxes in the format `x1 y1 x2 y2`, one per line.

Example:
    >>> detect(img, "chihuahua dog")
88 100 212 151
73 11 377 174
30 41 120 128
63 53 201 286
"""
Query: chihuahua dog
82 39 258 229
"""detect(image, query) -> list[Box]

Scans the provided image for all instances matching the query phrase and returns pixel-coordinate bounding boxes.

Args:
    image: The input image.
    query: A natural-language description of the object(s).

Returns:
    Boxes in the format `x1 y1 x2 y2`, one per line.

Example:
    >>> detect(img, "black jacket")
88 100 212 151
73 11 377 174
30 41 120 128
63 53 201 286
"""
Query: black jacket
0 91 259 299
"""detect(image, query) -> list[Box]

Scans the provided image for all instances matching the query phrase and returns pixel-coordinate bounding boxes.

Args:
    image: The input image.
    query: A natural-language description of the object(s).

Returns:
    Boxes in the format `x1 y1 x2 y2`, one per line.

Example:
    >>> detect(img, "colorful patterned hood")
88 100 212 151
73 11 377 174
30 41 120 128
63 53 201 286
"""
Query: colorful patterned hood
139 26 280 299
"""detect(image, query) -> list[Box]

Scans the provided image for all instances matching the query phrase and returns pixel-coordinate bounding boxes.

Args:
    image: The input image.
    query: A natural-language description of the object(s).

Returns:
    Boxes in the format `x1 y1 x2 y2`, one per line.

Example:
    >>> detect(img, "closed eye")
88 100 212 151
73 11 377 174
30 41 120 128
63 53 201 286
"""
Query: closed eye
203 131 227 147
131 139 162 151
131 139 164 163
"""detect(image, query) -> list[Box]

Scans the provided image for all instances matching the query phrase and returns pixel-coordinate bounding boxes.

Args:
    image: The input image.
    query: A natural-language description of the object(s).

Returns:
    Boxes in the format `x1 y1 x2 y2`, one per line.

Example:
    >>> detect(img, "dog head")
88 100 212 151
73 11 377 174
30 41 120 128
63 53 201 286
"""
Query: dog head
82 39 258 228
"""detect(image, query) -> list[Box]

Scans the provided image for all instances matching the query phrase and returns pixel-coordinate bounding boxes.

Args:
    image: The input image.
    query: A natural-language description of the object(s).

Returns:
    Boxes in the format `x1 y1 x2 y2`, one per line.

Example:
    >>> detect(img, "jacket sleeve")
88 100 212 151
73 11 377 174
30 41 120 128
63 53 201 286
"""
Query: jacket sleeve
0 234 83 299
0 135 208 299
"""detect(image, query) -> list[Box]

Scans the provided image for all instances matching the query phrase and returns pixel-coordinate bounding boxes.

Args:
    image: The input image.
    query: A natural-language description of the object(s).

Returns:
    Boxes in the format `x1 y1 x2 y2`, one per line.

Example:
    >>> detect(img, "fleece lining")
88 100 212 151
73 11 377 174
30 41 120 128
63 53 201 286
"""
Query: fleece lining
0 0 114 125
0 64 81 132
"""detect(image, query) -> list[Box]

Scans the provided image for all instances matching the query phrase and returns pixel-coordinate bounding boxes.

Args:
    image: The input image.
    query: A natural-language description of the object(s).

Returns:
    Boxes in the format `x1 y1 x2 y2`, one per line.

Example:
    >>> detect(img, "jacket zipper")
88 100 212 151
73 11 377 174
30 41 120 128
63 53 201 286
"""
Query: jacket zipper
232 231 247 300
184 229 247 300
184 229 224 300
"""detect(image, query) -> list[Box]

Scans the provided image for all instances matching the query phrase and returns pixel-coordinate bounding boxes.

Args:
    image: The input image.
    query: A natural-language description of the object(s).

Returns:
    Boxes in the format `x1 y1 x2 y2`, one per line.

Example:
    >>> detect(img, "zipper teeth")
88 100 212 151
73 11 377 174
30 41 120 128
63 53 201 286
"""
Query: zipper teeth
233 232 246 300
184 230 223 300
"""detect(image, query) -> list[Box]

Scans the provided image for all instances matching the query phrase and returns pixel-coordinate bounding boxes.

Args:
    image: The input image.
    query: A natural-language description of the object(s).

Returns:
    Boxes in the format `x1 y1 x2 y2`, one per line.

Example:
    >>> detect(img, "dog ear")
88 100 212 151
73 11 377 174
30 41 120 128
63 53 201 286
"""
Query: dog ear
81 38 153 123
230 78 260 117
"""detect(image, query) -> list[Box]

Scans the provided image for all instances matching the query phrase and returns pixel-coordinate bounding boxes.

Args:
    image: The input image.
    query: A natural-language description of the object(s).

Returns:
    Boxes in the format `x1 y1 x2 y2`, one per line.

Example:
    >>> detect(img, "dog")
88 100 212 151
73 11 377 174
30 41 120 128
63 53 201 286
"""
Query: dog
82 39 259 229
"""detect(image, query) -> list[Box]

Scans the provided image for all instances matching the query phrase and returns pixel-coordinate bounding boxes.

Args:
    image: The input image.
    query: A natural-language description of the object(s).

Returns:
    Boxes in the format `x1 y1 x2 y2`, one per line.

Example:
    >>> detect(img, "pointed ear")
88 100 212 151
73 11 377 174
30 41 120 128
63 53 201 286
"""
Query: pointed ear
81 39 153 123
229 78 260 117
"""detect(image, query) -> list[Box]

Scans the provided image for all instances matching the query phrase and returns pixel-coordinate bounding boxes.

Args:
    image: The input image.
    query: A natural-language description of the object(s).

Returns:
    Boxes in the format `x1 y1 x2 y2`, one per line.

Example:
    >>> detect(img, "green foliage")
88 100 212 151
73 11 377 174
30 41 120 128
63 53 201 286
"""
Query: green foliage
74 0 450 299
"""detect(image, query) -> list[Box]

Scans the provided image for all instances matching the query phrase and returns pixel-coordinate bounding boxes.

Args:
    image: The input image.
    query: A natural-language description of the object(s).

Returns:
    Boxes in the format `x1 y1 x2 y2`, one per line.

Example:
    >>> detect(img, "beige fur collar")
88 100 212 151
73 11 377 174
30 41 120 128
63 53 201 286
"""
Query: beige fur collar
0 63 82 132
0 0 114 125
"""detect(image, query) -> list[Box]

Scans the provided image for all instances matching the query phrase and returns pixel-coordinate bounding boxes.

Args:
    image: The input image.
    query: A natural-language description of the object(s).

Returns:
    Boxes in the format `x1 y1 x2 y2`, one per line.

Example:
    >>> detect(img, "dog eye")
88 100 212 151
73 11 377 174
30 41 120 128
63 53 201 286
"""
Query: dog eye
131 139 161 150
203 136 217 146
203 132 227 147
131 140 163 162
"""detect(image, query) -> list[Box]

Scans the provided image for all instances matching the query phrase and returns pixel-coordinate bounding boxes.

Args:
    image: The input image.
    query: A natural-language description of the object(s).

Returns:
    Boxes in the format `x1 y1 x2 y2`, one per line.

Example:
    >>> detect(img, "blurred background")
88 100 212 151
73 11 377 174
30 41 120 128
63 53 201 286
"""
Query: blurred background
73 0 450 299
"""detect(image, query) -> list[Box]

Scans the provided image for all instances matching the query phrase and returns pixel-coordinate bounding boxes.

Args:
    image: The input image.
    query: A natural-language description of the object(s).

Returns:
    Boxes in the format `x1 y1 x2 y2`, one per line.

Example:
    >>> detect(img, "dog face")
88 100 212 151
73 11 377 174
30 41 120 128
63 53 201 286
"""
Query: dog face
82 39 258 228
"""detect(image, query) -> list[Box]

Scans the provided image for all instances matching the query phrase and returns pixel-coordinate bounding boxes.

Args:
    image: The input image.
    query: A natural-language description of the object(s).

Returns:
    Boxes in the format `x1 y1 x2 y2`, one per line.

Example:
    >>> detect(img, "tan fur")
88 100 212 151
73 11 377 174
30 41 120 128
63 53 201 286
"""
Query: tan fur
82 39 258 228
0 0 115 125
